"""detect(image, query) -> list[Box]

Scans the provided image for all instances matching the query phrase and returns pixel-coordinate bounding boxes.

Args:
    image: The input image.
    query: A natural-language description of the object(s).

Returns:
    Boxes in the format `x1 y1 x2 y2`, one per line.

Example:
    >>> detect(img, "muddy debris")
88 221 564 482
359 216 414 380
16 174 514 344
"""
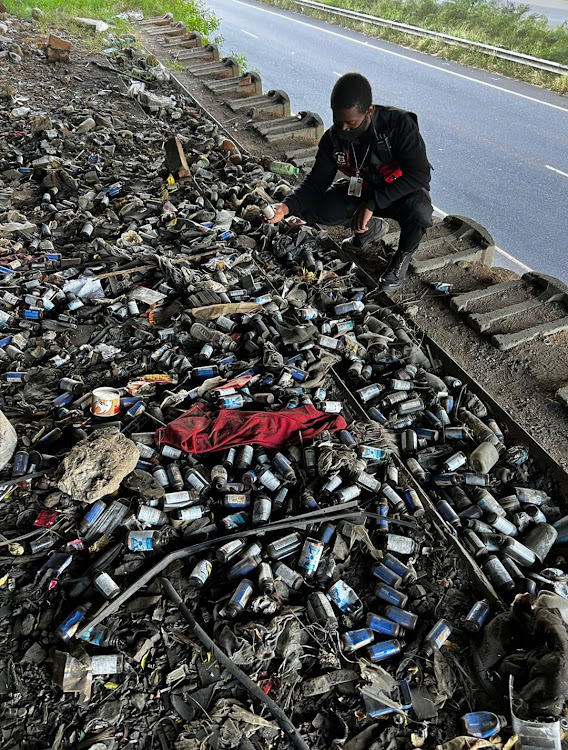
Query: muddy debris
0 11 567 750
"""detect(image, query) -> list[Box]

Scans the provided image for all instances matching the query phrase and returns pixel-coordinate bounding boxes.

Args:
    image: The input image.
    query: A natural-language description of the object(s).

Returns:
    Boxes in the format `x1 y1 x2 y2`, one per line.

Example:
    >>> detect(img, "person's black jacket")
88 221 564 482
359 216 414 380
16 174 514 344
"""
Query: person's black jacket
283 105 431 216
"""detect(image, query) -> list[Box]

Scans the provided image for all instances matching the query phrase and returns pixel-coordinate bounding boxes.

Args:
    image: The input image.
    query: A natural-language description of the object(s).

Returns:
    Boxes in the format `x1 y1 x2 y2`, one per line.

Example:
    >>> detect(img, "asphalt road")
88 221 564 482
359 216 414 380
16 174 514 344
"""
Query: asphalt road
208 0 568 280
509 0 568 27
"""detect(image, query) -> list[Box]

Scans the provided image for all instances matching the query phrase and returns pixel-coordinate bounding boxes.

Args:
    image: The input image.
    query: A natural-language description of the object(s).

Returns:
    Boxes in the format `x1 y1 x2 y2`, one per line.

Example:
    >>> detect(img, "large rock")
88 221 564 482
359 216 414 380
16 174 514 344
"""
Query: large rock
57 432 139 503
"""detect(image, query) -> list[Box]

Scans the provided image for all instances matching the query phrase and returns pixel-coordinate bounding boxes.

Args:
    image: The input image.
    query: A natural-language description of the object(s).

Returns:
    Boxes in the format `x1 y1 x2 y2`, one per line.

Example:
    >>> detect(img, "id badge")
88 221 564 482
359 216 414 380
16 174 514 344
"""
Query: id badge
348 175 363 197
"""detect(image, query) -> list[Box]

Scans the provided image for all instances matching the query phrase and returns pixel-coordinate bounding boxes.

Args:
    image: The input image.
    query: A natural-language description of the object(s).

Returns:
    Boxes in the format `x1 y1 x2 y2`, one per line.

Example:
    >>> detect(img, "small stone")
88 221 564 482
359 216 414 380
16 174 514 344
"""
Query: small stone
57 432 139 503
21 613 36 636
123 469 165 498
21 642 47 665
31 115 53 134
45 34 71 63
75 117 96 135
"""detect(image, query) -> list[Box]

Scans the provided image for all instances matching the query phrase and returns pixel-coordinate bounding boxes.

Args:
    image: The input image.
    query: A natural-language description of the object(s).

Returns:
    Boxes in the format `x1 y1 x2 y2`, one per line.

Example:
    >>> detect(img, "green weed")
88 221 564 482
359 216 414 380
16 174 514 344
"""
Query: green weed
230 50 248 74
6 0 219 39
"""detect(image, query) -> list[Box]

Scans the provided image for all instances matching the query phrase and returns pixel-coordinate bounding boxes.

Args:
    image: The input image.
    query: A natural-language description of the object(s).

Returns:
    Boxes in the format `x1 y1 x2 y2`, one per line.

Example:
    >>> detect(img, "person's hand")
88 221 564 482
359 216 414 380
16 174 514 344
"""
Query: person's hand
351 205 373 233
265 203 289 224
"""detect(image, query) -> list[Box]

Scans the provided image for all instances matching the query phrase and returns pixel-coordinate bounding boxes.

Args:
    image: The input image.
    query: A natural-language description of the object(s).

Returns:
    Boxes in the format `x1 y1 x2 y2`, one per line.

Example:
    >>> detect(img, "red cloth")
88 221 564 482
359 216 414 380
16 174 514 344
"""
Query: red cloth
379 162 403 183
155 403 346 454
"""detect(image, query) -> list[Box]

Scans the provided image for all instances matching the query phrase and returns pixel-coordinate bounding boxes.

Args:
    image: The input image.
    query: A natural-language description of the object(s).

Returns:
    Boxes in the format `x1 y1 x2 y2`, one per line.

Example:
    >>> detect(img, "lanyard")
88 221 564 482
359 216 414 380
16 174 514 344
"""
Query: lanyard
350 142 370 176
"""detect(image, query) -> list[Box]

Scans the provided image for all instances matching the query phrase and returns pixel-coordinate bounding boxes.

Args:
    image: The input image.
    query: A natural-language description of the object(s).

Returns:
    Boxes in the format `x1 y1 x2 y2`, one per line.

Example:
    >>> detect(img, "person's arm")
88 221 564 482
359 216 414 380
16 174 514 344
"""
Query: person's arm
367 114 431 211
282 131 338 217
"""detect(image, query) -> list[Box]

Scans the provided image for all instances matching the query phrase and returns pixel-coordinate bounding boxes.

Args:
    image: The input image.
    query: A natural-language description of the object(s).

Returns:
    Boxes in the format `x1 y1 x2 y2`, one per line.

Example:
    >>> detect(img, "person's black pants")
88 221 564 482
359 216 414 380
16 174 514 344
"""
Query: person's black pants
298 182 433 254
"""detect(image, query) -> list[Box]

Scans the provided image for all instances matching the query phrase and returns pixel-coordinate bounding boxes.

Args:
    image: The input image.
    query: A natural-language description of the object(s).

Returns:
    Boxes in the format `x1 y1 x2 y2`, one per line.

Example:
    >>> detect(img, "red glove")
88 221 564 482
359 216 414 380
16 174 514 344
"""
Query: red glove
379 162 403 183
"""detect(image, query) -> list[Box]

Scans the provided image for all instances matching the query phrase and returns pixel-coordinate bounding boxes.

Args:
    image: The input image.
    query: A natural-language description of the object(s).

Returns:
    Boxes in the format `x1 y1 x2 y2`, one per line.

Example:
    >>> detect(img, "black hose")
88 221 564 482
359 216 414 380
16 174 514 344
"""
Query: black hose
158 576 310 750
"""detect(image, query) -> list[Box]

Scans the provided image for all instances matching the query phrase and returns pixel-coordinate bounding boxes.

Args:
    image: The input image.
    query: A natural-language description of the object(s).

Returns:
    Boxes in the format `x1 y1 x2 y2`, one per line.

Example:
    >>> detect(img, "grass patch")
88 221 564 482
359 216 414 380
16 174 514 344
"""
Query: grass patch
260 0 568 93
230 50 249 74
5 0 219 39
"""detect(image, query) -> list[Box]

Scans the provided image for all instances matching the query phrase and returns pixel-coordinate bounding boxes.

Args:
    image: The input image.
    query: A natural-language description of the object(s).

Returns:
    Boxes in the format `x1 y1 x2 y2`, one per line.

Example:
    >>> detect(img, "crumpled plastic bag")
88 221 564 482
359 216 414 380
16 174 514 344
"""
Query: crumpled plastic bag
473 594 568 717
0 408 17 472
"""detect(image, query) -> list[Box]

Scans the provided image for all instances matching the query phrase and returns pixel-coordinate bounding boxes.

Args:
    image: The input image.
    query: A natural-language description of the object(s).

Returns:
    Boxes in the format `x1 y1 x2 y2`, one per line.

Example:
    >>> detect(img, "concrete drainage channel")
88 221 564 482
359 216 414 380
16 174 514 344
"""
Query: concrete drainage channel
2 10 568 750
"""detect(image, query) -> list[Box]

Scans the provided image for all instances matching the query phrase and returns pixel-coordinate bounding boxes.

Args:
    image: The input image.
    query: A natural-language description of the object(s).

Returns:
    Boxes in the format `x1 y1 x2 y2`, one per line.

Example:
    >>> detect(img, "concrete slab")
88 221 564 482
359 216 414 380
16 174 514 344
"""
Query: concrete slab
411 215 495 274
450 279 523 313
174 43 219 63
228 90 290 118
186 58 239 79
252 111 324 145
205 72 262 98
492 315 568 350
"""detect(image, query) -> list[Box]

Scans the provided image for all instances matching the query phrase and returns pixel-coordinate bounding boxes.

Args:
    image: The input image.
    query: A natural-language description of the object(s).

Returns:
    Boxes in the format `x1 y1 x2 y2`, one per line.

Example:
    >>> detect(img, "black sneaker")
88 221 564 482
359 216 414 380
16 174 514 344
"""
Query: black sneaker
379 250 414 291
342 217 389 253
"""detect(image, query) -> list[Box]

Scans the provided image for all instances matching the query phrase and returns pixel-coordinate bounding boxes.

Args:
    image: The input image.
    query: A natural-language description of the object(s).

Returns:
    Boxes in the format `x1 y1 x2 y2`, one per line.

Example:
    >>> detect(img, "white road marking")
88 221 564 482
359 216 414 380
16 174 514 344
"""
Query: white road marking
545 164 568 177
432 205 533 273
493 247 533 272
240 28 259 38
333 70 343 76
233 0 568 113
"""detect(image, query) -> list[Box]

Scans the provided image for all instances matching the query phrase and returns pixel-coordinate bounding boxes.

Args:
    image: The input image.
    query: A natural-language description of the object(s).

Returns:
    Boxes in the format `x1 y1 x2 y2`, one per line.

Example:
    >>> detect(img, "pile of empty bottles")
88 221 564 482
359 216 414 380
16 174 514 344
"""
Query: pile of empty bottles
0 17 567 750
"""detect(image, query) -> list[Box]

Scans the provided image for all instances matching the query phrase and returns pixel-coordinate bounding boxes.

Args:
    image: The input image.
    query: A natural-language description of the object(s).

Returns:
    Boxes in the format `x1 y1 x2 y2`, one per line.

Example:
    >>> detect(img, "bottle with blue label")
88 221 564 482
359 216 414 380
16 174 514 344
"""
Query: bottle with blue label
383 553 417 585
57 603 91 640
297 538 324 579
226 579 254 617
366 612 402 637
463 599 490 633
372 562 403 589
384 605 418 631
127 529 165 551
341 628 374 653
375 582 408 608
367 638 405 663
228 555 261 580
327 579 364 620
461 712 507 739
424 618 452 654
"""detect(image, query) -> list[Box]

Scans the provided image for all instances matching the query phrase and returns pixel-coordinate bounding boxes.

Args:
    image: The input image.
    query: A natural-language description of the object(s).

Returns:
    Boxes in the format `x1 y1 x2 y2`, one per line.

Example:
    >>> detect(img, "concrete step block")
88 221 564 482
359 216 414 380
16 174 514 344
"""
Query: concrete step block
205 71 262 98
186 57 239 79
175 43 219 63
253 111 324 146
455 271 568 350
138 14 173 26
160 31 202 49
450 279 523 313
492 315 568 350
411 215 495 273
284 145 317 168
228 89 290 119
146 21 186 37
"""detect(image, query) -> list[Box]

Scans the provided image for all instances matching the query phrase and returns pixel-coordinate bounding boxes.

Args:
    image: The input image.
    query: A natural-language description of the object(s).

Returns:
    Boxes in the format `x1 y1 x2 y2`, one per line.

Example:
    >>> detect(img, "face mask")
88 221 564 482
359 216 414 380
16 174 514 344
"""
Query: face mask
335 114 369 143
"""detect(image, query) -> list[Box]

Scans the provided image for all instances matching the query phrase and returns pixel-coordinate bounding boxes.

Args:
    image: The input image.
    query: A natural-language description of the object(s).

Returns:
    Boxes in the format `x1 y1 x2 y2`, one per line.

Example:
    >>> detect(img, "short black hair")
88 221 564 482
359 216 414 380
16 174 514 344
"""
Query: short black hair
330 73 372 113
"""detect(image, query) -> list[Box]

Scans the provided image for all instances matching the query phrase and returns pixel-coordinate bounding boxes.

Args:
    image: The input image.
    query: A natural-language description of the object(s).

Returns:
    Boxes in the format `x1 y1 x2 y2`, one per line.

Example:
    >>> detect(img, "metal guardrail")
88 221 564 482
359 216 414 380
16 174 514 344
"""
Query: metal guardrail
287 0 568 75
